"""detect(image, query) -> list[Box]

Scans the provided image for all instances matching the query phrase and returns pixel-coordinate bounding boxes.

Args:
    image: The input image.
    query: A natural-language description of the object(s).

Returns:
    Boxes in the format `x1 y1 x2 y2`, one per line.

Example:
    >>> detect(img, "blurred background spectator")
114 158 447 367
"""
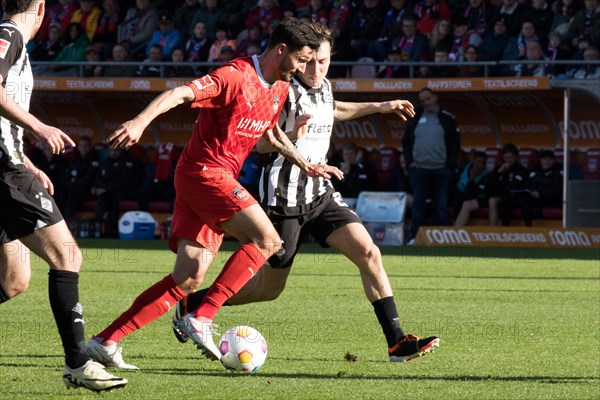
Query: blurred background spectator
454 151 490 226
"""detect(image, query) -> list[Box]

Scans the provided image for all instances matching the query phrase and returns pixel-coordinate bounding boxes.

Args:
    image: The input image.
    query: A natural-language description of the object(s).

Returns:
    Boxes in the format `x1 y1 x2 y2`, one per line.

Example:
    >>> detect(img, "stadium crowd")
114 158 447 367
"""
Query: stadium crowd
18 0 600 79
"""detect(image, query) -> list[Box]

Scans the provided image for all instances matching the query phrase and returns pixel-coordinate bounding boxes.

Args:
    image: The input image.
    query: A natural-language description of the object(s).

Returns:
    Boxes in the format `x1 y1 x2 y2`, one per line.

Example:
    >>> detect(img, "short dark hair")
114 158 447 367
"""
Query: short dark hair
539 149 555 159
307 22 334 53
473 151 487 160
2 0 36 14
502 143 519 156
267 18 322 52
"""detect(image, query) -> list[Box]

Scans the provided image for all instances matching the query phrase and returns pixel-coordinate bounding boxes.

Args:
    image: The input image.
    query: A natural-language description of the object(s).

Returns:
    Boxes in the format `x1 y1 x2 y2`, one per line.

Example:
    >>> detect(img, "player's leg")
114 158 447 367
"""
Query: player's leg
488 196 500 226
0 240 31 301
455 199 479 226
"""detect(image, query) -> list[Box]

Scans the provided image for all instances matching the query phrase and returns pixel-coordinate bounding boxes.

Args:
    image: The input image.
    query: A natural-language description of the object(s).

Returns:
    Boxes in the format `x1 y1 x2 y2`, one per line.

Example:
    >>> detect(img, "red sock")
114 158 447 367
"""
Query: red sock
97 274 185 343
194 243 266 320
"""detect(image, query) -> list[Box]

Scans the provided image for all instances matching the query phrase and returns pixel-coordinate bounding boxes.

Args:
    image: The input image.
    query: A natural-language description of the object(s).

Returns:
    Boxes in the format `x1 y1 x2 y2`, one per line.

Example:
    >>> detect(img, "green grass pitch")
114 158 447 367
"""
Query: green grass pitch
1 240 599 399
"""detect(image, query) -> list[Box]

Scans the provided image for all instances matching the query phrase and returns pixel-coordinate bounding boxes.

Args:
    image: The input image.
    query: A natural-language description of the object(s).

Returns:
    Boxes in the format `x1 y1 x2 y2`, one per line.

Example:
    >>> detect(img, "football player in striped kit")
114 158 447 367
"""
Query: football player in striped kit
173 23 440 363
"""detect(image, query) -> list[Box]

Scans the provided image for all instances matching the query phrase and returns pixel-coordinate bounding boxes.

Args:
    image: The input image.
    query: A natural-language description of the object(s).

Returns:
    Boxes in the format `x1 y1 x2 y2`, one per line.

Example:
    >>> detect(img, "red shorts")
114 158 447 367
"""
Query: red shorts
168 167 257 253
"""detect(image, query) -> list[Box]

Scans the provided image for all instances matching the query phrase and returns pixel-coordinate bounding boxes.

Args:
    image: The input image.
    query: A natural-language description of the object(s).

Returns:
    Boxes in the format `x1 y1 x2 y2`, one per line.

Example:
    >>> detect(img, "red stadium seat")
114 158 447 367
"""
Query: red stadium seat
518 147 538 169
374 147 399 188
485 147 502 172
148 201 171 213
583 148 600 180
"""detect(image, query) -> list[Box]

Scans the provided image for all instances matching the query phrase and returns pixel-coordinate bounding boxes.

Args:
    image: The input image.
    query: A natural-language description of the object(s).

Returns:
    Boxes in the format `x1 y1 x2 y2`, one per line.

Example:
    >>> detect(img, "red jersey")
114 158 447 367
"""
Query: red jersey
181 56 289 177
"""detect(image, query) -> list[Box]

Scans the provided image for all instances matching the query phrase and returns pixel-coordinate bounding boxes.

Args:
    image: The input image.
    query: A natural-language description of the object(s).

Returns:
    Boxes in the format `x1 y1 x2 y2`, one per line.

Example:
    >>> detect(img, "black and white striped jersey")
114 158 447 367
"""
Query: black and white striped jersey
260 77 336 207
0 21 33 170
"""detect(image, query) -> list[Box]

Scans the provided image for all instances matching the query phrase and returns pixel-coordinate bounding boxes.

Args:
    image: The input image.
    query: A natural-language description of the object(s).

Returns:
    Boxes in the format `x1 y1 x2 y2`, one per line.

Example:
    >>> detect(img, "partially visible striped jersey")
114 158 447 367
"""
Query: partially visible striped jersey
0 21 33 171
260 77 336 207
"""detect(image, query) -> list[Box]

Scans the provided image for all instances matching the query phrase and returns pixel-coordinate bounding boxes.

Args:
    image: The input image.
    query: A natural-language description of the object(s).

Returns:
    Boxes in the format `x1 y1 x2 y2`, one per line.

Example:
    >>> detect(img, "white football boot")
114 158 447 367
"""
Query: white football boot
176 314 221 360
63 360 127 392
86 338 139 370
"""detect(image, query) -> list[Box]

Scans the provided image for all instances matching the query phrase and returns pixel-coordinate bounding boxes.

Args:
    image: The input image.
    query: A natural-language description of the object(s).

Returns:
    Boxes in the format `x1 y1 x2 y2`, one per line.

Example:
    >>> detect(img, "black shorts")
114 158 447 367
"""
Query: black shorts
0 168 63 243
265 190 362 269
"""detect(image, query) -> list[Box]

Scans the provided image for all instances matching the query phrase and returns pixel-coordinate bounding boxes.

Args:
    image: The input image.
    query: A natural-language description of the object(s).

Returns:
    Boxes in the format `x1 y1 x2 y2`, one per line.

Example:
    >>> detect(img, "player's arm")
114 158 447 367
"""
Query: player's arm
0 76 75 154
108 85 195 149
256 114 313 153
333 100 415 122
263 124 343 180
23 154 54 196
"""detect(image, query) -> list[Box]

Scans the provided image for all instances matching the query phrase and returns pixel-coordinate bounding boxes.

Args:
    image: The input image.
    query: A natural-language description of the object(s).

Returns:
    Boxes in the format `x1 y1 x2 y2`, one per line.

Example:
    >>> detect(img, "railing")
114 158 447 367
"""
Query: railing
31 60 600 79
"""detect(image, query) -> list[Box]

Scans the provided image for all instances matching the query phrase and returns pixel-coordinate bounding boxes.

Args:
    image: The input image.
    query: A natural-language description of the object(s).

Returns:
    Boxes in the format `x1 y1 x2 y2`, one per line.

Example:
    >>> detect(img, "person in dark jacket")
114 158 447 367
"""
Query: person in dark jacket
331 142 379 198
92 146 135 238
402 87 460 241
527 149 563 216
454 151 490 226
62 136 100 222
488 143 530 226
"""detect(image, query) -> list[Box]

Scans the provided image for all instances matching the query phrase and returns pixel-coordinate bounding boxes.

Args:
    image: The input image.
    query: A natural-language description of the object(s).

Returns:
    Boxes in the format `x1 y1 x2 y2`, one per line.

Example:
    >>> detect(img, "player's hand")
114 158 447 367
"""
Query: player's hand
32 124 76 154
381 100 415 121
293 114 313 140
108 120 144 149
305 163 344 180
34 168 54 196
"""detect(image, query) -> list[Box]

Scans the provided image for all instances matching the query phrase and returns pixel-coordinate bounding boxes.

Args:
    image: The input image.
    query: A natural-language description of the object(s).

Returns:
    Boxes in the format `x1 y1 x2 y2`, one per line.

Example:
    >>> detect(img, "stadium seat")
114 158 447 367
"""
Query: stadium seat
485 147 502 172
351 57 376 79
518 147 538 169
374 147 399 188
583 148 600 180
148 201 171 213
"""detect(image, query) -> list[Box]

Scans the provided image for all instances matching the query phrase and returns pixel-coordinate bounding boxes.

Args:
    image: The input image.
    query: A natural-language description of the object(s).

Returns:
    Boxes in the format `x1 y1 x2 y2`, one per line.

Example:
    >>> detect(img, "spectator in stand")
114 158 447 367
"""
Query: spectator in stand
524 0 554 45
207 22 236 62
175 0 202 41
44 22 89 76
185 22 211 76
388 152 413 207
514 39 548 76
103 42 137 77
305 0 329 25
550 0 576 38
165 48 196 78
118 0 159 58
348 0 386 60
62 136 100 226
517 21 539 58
82 44 104 77
389 14 429 68
95 0 122 59
329 0 354 31
403 88 460 242
567 0 600 48
570 46 600 78
328 21 355 78
376 48 404 78
429 19 452 54
71 0 101 42
92 147 135 238
450 15 482 62
492 0 527 37
331 142 379 198
375 0 410 61
419 47 459 77
36 0 78 42
139 142 180 213
526 150 563 219
190 0 230 41
235 23 263 57
413 0 452 36
459 45 485 76
31 23 63 62
245 0 283 32
488 143 530 227
479 16 518 75
545 32 572 76
146 11 182 58
215 44 236 63
137 43 163 77
463 0 492 37
454 151 490 226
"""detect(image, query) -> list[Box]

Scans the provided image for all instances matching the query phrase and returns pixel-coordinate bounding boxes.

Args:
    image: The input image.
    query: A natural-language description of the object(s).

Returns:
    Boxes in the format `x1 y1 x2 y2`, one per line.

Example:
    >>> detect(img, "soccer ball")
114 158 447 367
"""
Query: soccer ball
218 325 267 372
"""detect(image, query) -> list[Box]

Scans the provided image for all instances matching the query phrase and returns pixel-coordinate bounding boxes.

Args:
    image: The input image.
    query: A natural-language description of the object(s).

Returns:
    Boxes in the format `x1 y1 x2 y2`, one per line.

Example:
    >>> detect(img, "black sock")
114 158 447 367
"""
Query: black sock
0 284 9 304
372 296 405 348
185 287 231 313
48 270 88 369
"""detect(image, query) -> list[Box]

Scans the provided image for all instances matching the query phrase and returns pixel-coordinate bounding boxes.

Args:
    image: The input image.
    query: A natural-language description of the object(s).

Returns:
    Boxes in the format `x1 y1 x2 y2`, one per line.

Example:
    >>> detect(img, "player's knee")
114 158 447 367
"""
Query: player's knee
255 235 283 257
1 278 29 299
